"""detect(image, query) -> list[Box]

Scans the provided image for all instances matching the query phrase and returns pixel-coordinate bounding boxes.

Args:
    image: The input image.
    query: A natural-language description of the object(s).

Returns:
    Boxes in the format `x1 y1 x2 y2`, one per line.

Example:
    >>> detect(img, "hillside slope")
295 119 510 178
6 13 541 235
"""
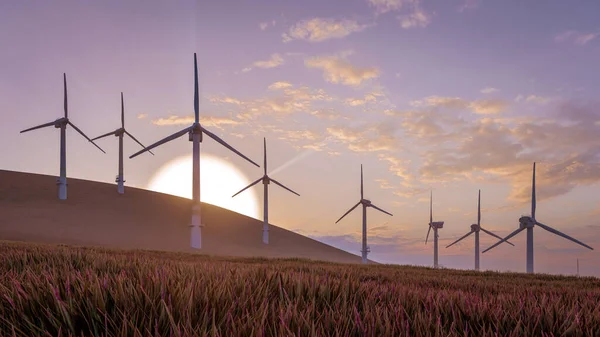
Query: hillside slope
0 170 366 264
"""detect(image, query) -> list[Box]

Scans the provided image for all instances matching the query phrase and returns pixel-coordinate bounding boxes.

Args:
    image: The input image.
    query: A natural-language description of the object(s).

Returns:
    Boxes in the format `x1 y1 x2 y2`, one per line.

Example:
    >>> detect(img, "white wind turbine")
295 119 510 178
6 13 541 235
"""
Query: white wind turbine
231 138 300 244
20 73 105 200
335 165 393 264
425 191 444 269
91 92 153 194
129 53 259 249
445 189 514 271
483 162 594 273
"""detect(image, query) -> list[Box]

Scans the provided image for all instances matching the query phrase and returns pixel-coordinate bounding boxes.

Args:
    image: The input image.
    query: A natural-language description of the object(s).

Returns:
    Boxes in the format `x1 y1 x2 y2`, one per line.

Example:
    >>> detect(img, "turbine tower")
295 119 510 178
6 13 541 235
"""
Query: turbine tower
425 191 444 268
129 53 259 249
335 165 392 264
20 73 105 200
91 92 153 194
446 189 514 270
483 162 594 273
231 138 300 244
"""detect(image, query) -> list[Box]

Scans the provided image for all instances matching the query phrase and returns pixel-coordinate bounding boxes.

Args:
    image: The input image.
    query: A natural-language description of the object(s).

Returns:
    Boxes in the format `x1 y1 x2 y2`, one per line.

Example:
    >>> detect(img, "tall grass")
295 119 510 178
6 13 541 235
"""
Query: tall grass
1 241 599 336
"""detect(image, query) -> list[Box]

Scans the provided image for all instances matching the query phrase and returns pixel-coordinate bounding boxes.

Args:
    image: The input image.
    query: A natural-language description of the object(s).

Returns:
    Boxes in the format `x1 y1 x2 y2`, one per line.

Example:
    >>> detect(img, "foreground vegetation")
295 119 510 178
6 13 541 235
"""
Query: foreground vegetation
1 241 599 336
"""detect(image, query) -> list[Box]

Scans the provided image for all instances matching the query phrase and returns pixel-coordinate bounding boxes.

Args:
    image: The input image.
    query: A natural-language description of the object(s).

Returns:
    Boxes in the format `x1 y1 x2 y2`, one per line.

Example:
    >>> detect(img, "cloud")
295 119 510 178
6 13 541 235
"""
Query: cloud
151 115 241 129
555 30 598 45
326 120 400 152
259 20 276 31
524 95 553 105
242 53 284 73
398 8 431 29
409 95 508 114
458 0 480 12
282 18 368 43
268 81 293 90
137 113 148 119
480 87 498 94
305 52 380 87
367 0 412 14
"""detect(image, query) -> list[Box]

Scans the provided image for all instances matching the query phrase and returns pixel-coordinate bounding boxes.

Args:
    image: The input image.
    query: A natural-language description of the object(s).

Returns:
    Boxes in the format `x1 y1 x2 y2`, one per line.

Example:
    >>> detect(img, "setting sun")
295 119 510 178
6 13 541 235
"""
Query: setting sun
147 154 260 219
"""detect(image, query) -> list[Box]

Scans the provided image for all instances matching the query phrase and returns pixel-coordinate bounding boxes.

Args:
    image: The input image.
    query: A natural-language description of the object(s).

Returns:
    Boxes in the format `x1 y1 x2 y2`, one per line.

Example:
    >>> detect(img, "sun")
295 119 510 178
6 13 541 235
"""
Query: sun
147 154 260 219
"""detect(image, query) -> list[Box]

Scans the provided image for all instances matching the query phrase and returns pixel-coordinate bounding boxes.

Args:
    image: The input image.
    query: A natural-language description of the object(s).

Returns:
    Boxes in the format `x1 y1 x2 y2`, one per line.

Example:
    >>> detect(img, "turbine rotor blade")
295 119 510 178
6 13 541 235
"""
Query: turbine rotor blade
91 130 116 141
536 221 594 250
480 227 515 246
20 120 57 133
369 203 393 217
335 201 361 224
63 73 68 118
129 126 191 159
194 53 199 124
532 162 536 219
270 178 300 196
482 227 525 253
425 224 432 244
360 164 364 199
478 189 481 226
200 126 259 167
263 137 267 176
231 177 263 198
68 122 105 153
430 190 433 224
446 231 473 248
125 131 154 155
121 92 125 128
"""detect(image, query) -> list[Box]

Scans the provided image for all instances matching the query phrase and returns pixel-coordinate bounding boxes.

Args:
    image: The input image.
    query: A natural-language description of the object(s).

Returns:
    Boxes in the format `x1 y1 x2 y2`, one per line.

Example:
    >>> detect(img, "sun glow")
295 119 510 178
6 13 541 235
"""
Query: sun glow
147 154 260 219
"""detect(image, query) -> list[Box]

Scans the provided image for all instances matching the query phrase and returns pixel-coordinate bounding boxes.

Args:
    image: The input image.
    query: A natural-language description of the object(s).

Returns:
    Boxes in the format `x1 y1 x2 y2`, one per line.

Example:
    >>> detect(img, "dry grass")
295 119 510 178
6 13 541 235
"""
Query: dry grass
1 241 599 336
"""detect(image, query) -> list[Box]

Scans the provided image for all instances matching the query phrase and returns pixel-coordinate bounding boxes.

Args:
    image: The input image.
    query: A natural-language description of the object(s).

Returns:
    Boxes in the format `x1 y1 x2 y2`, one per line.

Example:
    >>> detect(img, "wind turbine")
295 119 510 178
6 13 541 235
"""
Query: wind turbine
483 162 594 273
231 138 300 244
20 73 105 200
91 92 153 194
446 189 514 271
425 191 444 268
335 165 392 264
129 53 259 249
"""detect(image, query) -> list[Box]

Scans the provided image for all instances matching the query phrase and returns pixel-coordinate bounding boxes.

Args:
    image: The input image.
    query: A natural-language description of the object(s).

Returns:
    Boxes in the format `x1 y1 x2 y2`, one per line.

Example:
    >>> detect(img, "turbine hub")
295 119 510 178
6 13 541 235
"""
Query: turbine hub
362 199 371 206
471 224 480 232
188 123 203 141
431 221 444 229
519 216 535 229
54 117 68 128
115 128 125 136
263 176 270 184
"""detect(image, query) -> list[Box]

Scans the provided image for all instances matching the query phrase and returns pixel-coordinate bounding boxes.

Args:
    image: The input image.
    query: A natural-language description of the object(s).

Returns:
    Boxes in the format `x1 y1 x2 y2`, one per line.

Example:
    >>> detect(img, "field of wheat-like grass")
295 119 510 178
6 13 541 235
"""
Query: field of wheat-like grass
1 241 599 336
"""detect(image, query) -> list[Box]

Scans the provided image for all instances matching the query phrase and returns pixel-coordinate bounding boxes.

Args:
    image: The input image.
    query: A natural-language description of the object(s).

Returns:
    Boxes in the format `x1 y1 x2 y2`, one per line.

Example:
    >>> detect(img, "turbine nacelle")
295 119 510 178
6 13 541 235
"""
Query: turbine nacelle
519 216 535 229
431 221 444 229
262 176 270 185
53 117 69 128
362 199 372 206
114 128 125 137
188 123 203 141
471 224 480 232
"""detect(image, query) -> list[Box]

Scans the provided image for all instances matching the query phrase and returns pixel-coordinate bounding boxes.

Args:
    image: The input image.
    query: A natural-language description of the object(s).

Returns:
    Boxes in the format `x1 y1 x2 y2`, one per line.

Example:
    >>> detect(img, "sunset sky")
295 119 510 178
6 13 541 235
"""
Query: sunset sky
2 0 600 276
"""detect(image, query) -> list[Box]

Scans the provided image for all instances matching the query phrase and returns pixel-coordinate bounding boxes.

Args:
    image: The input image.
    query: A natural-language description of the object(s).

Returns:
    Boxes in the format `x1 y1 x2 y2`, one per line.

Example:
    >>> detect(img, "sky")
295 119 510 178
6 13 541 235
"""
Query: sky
1 0 600 276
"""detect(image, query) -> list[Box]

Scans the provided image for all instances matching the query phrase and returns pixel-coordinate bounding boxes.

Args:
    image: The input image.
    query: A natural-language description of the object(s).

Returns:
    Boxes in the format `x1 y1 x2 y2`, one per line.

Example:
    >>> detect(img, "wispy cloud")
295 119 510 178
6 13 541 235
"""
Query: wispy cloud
137 113 148 119
516 94 553 104
398 8 431 29
282 18 369 43
367 0 410 15
242 53 284 73
305 51 380 87
259 20 276 31
151 115 240 129
409 95 508 114
480 87 499 94
555 30 598 45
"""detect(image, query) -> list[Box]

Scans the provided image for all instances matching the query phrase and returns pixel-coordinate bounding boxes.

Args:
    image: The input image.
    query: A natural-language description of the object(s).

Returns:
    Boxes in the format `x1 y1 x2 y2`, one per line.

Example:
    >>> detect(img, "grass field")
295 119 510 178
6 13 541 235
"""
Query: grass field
1 241 599 336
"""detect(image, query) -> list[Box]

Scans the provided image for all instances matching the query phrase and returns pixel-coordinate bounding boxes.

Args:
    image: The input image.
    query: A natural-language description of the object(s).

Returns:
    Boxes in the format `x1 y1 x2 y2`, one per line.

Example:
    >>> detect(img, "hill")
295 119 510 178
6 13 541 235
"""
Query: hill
0 169 366 264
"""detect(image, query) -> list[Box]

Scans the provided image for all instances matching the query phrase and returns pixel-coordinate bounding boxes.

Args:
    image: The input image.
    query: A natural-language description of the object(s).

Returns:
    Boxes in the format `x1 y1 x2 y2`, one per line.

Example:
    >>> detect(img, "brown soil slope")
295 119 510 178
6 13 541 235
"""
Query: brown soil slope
0 170 365 264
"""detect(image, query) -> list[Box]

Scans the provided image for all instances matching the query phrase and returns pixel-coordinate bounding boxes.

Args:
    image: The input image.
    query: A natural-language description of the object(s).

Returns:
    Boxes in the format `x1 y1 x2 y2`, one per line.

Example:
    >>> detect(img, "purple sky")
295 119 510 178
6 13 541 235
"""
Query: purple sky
2 0 600 276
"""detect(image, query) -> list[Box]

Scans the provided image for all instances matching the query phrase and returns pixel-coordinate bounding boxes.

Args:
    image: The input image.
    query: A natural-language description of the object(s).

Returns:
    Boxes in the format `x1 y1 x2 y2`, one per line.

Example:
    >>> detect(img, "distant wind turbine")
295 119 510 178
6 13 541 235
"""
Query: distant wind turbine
446 189 514 271
91 93 153 194
425 191 444 269
129 53 259 249
483 162 594 274
231 138 300 244
335 165 392 264
20 73 105 200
